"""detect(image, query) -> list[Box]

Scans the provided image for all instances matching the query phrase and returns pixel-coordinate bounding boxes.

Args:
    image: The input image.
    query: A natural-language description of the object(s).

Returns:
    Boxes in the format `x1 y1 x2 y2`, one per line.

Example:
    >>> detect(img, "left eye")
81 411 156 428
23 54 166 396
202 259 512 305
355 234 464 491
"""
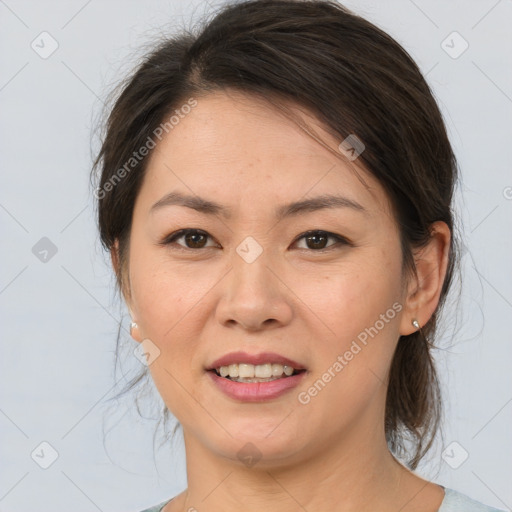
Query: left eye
293 230 348 251
160 229 349 251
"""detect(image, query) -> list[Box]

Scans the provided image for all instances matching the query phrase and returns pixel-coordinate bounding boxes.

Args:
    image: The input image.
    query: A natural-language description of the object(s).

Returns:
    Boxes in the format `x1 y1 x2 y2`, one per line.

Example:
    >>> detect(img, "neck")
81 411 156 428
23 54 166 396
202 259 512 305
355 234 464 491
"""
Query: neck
177 414 409 511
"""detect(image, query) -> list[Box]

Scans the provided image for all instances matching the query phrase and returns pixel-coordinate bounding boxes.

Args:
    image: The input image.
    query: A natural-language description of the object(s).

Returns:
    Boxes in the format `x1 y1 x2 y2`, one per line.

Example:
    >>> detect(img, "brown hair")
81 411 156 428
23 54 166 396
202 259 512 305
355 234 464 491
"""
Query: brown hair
92 0 459 469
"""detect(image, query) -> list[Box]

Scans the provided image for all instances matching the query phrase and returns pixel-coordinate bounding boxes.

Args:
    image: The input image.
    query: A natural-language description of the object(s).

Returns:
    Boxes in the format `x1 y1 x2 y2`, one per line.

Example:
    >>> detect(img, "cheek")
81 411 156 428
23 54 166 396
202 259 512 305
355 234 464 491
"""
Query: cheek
295 269 403 425
128 249 210 372
293 256 403 343
292 252 404 406
129 261 211 417
130 244 213 338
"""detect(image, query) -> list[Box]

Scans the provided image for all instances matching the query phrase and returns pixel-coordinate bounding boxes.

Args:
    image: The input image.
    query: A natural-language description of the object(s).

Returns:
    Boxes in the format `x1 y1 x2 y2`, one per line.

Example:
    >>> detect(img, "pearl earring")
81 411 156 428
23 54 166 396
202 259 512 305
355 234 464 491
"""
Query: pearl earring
412 319 420 330
130 321 138 336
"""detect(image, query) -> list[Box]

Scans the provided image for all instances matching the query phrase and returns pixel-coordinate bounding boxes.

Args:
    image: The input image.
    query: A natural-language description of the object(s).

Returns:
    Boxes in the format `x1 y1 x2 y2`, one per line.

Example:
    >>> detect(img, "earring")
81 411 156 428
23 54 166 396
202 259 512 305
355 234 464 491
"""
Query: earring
130 321 138 337
412 319 420 330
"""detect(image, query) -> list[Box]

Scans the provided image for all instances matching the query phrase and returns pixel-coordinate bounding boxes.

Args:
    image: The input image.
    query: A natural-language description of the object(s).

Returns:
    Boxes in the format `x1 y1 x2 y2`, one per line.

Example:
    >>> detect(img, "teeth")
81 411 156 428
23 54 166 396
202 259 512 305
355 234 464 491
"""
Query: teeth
215 363 299 380
272 364 284 377
239 363 254 378
228 364 239 377
255 363 272 378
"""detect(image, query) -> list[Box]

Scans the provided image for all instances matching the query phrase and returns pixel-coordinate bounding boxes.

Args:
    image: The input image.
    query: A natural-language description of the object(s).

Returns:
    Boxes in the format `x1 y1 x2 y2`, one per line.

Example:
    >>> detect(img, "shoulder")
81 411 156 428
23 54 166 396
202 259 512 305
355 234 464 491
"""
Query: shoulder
137 497 174 512
438 487 506 512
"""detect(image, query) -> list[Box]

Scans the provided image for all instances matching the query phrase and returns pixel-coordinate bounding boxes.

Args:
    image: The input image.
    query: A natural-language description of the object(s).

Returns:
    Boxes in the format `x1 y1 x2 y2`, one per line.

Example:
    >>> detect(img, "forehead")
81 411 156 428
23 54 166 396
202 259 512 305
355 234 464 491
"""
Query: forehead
138 90 393 219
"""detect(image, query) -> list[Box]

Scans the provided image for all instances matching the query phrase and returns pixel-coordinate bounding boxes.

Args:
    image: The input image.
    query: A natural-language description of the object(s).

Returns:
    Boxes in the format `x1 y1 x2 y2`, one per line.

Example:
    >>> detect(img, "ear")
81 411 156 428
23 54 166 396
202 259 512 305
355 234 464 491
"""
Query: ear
111 240 142 342
399 221 451 336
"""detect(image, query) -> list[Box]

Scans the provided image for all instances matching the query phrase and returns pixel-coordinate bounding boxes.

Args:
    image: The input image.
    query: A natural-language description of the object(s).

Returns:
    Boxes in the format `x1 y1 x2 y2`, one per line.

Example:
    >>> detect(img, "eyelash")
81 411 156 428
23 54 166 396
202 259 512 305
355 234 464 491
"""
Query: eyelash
159 229 351 253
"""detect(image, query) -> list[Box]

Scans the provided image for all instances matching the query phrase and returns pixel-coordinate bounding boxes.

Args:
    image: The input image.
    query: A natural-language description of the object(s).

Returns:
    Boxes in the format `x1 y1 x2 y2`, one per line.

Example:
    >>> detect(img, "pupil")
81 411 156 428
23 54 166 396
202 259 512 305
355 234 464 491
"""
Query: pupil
186 232 206 248
307 234 327 249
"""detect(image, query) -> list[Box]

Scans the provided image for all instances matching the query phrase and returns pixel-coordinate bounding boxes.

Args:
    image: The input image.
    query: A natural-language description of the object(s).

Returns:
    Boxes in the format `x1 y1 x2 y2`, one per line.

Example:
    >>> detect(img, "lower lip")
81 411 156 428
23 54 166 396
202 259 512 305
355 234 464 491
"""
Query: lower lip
206 370 307 402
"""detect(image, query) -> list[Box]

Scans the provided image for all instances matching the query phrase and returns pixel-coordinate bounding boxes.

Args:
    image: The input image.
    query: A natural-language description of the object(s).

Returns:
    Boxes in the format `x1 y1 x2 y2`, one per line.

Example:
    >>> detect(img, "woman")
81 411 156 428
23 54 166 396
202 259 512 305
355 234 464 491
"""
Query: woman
92 1 504 510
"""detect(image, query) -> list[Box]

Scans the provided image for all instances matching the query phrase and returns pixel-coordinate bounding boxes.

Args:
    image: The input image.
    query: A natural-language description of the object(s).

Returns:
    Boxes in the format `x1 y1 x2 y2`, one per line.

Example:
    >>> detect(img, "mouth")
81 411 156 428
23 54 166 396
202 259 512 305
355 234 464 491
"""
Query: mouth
206 366 307 402
208 363 306 383
205 352 308 401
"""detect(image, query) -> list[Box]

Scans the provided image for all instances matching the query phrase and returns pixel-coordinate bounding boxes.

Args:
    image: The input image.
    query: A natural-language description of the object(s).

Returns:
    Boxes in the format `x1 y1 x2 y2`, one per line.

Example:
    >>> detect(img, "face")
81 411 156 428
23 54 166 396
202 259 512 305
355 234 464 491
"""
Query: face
123 90 412 466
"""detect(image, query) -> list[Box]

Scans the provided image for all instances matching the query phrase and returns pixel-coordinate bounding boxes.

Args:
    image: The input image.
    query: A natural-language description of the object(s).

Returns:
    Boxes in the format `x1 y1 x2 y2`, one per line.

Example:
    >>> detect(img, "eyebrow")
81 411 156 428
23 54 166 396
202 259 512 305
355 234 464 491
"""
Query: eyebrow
149 191 367 219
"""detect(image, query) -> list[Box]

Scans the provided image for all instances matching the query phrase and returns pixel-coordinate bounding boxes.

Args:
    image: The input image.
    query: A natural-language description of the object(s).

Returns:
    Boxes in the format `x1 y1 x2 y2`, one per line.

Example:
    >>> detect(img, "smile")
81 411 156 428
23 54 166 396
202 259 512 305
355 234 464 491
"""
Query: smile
214 362 303 382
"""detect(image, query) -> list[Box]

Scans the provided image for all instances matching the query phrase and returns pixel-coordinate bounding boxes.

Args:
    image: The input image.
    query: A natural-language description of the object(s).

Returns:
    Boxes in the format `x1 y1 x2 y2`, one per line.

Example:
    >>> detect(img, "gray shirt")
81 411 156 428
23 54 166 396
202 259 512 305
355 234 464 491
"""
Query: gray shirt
438 487 505 511
138 486 505 512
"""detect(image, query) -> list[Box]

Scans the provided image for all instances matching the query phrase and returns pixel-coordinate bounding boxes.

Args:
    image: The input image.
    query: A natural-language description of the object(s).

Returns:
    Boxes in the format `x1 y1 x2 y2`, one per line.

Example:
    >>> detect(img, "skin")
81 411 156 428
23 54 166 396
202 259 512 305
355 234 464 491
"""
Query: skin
113 90 451 512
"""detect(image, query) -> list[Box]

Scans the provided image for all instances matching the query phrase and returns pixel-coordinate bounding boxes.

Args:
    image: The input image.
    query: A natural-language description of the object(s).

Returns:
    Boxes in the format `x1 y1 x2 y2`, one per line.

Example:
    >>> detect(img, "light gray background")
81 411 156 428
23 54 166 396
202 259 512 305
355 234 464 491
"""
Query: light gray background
1 1 511 511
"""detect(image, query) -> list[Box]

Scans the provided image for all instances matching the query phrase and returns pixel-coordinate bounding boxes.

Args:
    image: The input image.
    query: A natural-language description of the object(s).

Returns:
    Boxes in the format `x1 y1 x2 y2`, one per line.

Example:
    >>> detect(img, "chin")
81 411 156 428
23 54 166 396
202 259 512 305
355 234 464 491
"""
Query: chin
203 422 309 465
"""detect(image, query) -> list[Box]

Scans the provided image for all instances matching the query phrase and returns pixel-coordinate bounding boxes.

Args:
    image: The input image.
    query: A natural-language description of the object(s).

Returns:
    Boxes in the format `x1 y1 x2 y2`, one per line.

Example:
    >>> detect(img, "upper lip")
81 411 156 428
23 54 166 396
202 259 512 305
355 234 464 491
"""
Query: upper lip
206 351 306 370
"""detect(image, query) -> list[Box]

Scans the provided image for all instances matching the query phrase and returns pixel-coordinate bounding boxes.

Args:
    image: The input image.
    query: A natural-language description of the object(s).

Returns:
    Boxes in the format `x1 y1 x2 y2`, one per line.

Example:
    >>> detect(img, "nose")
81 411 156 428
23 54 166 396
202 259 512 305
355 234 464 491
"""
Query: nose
215 249 293 332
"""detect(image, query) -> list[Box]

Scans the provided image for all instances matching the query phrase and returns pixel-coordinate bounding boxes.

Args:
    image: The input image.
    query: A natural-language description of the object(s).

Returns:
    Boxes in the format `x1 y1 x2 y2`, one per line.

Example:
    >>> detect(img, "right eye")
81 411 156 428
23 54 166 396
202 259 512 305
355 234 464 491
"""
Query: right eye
159 229 219 250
